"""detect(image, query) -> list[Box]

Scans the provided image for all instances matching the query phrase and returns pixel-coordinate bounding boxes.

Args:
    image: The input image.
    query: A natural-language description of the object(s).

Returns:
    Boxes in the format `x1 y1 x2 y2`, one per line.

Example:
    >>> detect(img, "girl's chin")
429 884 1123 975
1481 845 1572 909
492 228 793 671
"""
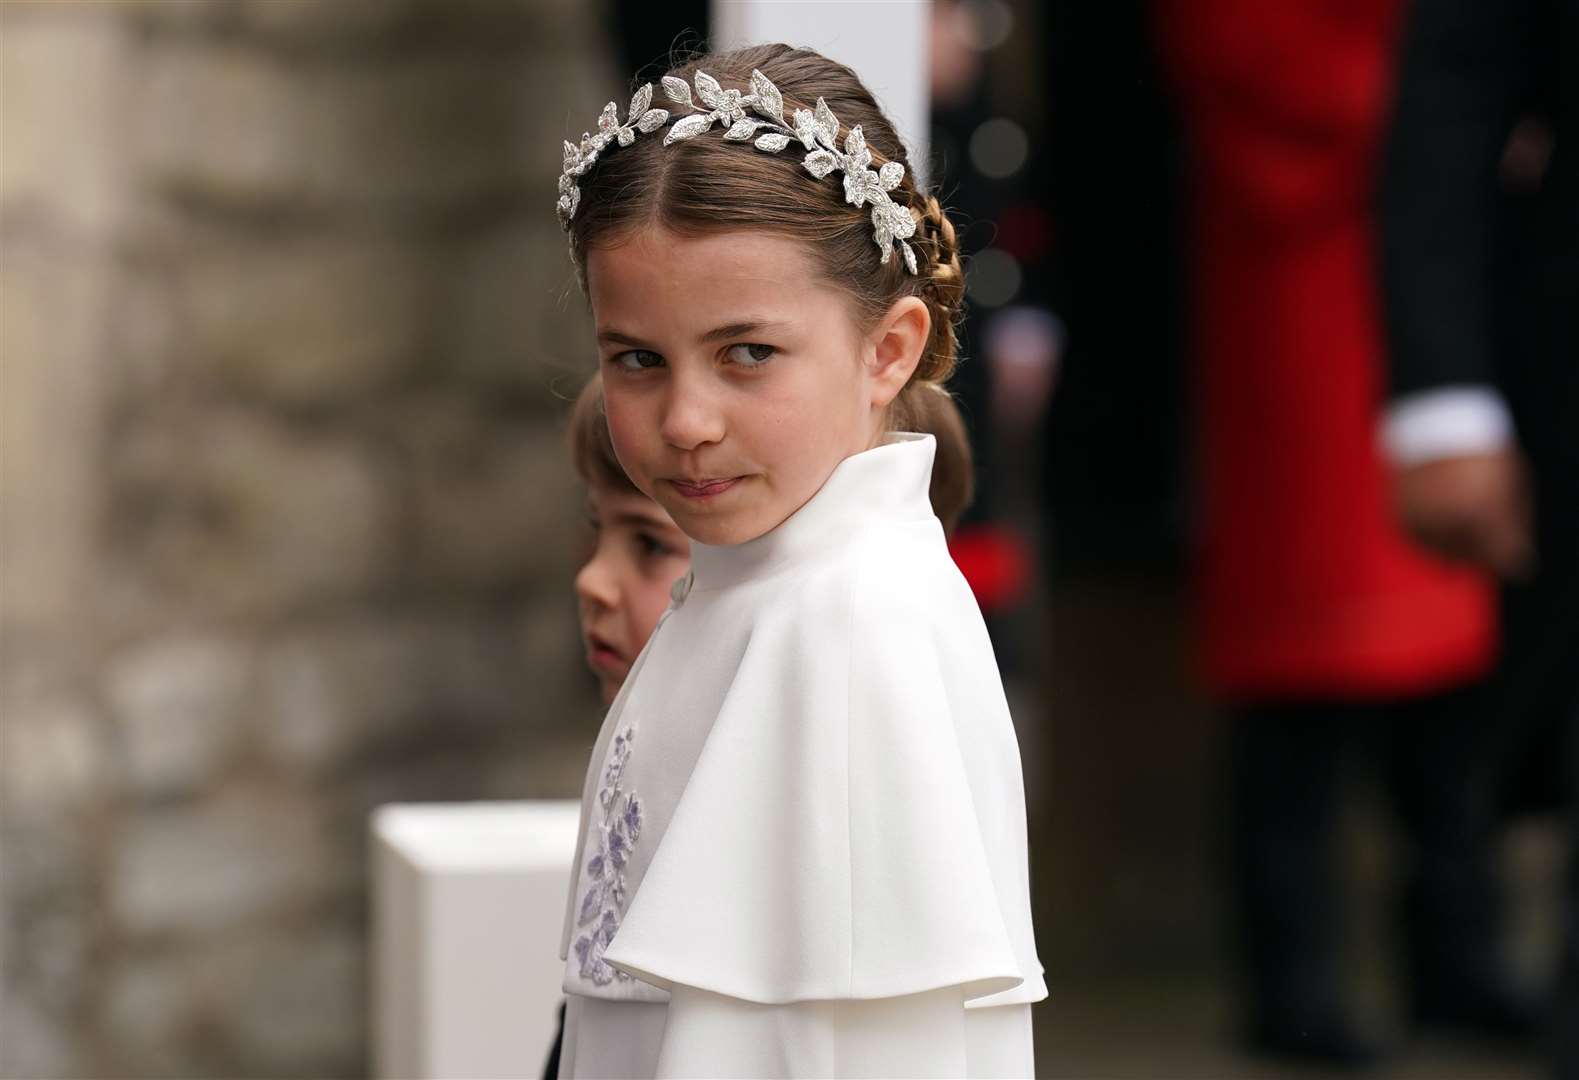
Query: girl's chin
672 512 775 546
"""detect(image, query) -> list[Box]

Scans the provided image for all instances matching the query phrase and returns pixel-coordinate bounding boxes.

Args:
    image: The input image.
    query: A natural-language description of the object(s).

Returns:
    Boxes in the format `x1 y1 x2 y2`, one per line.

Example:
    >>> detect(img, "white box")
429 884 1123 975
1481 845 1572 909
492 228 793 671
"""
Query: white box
371 800 581 1080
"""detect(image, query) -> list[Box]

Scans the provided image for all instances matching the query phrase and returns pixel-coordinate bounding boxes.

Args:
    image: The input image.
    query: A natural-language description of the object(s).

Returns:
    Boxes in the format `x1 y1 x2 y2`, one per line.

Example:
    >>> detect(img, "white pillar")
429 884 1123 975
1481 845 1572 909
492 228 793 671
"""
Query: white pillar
711 0 933 188
371 800 582 1080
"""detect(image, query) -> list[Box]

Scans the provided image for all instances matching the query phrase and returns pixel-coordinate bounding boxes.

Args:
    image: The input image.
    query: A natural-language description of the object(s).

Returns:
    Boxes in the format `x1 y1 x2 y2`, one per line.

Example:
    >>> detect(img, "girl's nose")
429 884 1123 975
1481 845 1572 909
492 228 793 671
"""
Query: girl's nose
658 378 725 451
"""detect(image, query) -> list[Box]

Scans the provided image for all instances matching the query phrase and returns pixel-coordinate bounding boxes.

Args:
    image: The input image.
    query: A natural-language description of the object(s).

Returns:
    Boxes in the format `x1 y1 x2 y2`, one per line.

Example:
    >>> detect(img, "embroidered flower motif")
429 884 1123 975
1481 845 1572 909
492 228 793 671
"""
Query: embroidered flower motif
574 724 642 986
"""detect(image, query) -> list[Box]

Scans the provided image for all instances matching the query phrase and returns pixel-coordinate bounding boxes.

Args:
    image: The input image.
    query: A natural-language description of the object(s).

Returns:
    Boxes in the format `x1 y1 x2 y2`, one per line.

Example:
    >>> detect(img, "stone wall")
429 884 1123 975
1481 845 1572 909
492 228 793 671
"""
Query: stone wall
0 2 617 1075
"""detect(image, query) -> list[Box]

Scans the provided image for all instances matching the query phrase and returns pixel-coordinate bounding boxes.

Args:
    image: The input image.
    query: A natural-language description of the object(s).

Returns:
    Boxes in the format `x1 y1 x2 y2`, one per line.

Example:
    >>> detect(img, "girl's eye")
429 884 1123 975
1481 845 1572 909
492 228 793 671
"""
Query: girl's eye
612 349 664 371
725 343 776 368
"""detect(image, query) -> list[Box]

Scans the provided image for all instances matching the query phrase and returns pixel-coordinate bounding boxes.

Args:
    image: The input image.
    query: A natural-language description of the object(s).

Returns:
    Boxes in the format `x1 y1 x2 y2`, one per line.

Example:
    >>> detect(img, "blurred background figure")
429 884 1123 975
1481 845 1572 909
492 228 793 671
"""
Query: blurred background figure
1378 0 1578 1071
1158 0 1544 1065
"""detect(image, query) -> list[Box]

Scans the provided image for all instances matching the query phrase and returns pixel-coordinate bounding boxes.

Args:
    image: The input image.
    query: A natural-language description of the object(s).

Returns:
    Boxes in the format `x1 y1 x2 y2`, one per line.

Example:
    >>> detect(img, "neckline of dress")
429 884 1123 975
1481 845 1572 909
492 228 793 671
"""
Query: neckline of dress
685 431 938 592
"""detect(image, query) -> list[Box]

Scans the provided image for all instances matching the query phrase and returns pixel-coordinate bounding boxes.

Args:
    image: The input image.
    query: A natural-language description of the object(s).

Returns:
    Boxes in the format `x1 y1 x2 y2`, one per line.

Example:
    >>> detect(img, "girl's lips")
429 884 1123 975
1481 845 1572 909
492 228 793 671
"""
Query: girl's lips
670 476 743 499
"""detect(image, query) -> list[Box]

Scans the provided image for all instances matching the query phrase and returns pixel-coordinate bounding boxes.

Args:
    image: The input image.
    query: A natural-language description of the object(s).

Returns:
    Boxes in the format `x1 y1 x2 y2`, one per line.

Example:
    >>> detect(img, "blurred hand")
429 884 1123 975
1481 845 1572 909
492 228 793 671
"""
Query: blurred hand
1394 449 1536 580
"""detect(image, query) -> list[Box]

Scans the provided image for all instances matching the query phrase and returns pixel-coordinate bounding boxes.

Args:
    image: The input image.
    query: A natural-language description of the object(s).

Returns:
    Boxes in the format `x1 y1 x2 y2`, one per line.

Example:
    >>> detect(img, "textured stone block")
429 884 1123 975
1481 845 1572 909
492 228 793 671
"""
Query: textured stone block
397 397 582 590
0 991 81 1080
110 788 328 936
217 925 363 1074
179 237 431 406
260 615 462 771
0 8 130 233
132 40 308 210
109 407 396 617
512 597 592 731
102 925 363 1078
0 242 109 635
101 949 202 1078
104 635 253 798
438 218 594 403
0 693 107 820
133 40 547 215
236 0 429 37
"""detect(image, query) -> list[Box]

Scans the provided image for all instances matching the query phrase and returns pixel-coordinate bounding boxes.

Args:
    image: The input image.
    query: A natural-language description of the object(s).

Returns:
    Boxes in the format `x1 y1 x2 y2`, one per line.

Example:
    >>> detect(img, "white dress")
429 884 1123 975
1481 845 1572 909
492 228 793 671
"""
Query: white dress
556 432 1047 1079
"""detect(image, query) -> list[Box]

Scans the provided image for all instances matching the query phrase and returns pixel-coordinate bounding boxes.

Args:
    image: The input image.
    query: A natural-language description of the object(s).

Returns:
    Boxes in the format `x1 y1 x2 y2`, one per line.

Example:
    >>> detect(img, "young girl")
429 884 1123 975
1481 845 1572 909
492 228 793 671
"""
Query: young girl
553 44 1045 1078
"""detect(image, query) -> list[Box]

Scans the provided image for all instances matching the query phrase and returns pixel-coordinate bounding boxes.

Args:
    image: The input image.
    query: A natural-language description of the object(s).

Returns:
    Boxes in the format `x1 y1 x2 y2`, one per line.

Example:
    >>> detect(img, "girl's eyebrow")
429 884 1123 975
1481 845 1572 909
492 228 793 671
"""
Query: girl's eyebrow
597 328 654 348
695 319 792 343
597 319 792 349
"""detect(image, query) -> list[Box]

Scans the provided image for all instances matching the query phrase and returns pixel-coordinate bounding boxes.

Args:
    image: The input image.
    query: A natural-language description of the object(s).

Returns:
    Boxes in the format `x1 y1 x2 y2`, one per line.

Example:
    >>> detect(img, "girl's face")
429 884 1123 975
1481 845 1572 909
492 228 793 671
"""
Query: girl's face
575 484 691 705
586 226 927 546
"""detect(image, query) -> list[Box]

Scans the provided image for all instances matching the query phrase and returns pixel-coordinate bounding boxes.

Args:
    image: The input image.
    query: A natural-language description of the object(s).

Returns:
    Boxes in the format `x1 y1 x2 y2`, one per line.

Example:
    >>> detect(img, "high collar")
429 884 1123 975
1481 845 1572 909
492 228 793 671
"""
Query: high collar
686 432 938 592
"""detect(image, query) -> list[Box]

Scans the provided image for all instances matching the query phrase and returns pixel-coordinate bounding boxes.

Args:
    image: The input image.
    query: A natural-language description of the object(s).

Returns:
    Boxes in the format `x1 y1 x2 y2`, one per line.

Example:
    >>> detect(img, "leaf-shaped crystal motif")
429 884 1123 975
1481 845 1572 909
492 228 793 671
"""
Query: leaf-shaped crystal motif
629 83 652 118
662 75 692 106
814 98 838 145
572 723 642 986
664 113 713 145
751 69 784 124
555 68 924 273
844 126 870 171
693 71 726 109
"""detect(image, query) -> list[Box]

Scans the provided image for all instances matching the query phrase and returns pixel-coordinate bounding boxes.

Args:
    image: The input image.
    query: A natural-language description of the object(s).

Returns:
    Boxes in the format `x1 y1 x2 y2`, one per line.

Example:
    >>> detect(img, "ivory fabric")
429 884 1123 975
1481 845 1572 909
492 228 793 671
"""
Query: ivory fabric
556 432 1046 1078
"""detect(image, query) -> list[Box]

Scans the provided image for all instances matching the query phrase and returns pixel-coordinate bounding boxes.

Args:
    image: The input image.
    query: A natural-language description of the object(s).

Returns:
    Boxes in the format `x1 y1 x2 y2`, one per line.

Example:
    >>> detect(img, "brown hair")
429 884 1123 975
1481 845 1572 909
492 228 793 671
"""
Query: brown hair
912 384 975 534
566 42 970 439
568 373 975 533
568 373 640 497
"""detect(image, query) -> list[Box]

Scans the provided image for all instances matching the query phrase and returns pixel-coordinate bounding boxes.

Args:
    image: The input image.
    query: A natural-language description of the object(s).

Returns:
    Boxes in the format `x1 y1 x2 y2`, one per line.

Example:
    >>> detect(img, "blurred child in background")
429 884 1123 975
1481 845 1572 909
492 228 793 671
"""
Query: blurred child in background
570 376 693 708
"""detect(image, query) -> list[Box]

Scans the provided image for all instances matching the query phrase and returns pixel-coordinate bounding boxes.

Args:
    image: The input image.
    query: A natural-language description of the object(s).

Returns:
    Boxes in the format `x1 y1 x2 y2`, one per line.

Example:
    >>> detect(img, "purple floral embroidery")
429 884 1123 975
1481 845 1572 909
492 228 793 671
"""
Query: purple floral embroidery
574 724 642 986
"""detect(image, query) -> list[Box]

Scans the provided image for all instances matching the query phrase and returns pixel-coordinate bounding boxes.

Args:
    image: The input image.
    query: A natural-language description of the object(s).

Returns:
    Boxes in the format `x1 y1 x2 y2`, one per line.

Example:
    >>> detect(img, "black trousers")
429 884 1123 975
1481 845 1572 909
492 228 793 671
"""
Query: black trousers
1229 681 1505 1030
1556 695 1578 1080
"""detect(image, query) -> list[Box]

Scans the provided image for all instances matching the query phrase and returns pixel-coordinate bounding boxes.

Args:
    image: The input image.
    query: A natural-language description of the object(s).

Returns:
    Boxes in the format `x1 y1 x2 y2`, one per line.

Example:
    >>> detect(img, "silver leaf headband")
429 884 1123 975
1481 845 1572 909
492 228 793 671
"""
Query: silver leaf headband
557 68 920 275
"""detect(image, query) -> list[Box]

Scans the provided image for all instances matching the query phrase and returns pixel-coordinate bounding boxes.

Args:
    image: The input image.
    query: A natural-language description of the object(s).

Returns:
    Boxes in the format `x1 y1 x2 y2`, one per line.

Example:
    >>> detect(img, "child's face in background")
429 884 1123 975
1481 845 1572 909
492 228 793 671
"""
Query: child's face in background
575 484 691 705
586 227 911 546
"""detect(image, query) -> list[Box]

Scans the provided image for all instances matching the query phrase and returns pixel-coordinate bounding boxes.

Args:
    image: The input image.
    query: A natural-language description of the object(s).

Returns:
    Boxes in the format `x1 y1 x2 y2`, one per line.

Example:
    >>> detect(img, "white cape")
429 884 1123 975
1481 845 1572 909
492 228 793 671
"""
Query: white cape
556 432 1045 1077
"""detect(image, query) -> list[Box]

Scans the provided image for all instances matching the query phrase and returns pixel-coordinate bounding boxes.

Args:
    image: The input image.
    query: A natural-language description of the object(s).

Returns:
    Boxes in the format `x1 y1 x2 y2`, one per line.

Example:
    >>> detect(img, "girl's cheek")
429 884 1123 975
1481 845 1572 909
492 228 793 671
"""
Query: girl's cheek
603 398 645 472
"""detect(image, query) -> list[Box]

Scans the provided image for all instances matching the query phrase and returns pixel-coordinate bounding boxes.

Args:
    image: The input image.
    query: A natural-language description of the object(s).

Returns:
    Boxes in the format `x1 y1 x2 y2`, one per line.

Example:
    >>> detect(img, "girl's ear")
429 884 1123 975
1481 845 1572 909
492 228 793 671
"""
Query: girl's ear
865 296 931 409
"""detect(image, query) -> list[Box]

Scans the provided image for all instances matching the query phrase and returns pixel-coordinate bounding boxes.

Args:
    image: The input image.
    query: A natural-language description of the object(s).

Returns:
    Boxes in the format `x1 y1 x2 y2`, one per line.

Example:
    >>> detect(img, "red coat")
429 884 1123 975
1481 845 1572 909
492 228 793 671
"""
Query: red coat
1158 0 1497 700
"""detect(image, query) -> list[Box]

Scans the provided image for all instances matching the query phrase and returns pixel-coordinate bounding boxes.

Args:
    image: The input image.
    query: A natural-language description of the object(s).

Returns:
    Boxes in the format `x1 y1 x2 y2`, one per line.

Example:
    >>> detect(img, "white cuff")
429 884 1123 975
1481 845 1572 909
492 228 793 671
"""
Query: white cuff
1381 386 1515 466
